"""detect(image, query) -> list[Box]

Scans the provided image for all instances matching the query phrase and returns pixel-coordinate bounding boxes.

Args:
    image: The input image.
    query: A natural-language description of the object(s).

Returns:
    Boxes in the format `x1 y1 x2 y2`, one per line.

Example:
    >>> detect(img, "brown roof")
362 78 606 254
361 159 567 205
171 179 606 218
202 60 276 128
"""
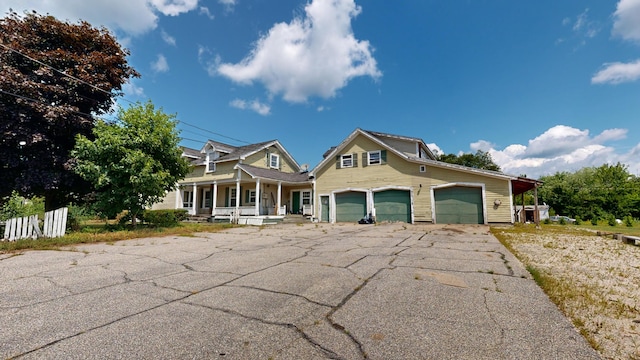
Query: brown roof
236 164 311 184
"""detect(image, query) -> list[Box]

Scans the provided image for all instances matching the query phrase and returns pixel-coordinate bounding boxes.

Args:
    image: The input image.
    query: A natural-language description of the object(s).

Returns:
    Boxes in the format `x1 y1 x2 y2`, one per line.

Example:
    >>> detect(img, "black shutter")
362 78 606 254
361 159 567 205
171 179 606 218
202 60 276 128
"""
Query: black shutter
352 153 358 167
336 155 341 169
381 150 387 164
362 152 368 167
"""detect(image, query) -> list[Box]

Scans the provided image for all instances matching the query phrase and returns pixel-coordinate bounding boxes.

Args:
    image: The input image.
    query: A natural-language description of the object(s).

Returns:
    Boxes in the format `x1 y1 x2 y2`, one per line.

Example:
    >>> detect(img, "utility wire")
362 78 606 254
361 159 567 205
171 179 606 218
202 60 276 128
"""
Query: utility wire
1 42 252 145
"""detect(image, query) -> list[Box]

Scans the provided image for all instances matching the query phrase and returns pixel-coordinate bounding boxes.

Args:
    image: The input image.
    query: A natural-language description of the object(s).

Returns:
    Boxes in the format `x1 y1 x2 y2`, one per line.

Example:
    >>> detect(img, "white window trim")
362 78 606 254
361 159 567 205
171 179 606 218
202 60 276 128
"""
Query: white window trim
249 190 257 204
183 190 194 208
201 189 212 208
206 151 217 173
420 165 426 173
269 153 280 169
302 190 311 205
341 154 354 168
368 150 381 165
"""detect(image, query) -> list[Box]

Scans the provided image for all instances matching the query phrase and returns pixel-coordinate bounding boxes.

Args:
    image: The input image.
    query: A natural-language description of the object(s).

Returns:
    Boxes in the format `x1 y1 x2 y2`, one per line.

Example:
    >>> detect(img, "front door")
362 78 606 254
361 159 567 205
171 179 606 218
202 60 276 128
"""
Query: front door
321 196 329 222
292 191 301 214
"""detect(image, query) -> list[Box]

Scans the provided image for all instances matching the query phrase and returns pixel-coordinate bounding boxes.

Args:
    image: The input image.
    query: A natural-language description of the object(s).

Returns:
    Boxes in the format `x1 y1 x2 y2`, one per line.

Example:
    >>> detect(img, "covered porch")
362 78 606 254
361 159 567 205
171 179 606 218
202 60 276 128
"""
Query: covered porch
177 164 313 223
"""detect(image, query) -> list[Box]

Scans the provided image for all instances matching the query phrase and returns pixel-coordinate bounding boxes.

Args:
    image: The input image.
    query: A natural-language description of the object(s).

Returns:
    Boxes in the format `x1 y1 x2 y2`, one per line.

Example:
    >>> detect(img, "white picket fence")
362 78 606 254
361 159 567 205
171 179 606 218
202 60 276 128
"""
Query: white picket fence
2 207 68 241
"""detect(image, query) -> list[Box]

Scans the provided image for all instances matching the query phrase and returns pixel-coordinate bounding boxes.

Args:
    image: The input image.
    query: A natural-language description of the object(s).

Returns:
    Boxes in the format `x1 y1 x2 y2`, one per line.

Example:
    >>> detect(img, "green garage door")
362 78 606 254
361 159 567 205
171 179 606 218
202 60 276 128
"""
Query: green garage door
374 190 411 223
434 186 484 224
335 192 367 222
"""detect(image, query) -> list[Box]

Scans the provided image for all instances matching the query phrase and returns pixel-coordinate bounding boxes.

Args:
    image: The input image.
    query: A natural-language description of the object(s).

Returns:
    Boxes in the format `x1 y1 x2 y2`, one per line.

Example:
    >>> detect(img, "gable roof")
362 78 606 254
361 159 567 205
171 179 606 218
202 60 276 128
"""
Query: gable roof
310 128 540 186
190 139 302 171
235 164 311 184
361 129 437 159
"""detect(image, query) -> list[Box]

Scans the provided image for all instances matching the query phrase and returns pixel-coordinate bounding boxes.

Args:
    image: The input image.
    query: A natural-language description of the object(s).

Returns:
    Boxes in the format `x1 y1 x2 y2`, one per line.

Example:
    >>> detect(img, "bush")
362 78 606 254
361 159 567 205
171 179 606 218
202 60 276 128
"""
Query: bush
590 217 599 226
559 217 567 225
574 216 582 225
543 218 551 224
624 216 634 227
142 209 188 227
607 214 617 227
0 191 44 221
66 205 92 231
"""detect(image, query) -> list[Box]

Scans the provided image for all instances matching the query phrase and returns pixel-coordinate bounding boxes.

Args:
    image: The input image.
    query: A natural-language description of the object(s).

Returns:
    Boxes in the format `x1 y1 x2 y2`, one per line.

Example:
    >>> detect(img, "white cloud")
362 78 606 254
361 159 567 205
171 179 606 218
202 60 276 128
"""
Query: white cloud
1 0 200 35
591 60 640 84
218 0 236 11
442 125 638 178
427 143 443 156
557 8 600 46
123 81 145 97
229 98 271 116
613 0 640 42
149 0 198 16
160 30 176 46
151 54 169 72
216 0 381 103
199 6 215 19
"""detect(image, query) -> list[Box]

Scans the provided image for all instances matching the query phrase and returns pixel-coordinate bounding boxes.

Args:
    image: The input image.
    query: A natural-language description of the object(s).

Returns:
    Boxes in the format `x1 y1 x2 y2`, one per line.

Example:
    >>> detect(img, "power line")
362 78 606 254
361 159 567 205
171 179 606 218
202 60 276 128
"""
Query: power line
1 41 252 146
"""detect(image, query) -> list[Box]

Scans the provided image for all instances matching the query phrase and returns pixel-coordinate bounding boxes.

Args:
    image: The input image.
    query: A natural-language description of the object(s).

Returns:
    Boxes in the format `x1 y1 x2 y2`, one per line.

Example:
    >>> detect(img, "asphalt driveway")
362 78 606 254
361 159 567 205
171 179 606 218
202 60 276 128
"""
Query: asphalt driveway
0 223 599 359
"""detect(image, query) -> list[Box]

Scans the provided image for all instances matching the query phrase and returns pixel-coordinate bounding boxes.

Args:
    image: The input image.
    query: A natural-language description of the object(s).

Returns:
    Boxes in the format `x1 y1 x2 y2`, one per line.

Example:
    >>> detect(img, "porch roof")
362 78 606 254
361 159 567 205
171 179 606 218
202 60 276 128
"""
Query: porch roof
235 164 312 184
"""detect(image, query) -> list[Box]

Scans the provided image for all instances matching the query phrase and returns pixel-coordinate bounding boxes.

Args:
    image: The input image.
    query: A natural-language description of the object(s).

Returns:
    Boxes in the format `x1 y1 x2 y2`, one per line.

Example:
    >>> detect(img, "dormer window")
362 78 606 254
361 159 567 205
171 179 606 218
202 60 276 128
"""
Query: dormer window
206 151 218 173
269 153 280 169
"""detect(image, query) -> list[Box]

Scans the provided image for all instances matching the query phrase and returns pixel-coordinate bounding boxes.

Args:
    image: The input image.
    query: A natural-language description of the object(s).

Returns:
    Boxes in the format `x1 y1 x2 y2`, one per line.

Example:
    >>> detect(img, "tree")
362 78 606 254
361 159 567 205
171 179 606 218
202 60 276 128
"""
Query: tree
72 101 191 226
437 150 501 172
0 11 139 210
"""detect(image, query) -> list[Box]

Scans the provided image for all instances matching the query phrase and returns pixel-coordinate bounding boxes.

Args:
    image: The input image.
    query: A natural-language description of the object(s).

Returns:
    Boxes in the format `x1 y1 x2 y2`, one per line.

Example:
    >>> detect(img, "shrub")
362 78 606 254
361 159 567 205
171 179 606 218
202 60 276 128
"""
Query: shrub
143 209 188 227
0 191 44 221
543 218 551 224
607 214 617 227
66 205 92 231
574 216 582 225
590 217 599 226
559 217 567 225
624 216 634 227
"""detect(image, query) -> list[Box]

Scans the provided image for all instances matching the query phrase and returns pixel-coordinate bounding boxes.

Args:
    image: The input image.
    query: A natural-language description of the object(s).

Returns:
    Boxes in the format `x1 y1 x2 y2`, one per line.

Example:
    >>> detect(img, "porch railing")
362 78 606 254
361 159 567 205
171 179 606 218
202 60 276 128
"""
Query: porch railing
213 206 256 216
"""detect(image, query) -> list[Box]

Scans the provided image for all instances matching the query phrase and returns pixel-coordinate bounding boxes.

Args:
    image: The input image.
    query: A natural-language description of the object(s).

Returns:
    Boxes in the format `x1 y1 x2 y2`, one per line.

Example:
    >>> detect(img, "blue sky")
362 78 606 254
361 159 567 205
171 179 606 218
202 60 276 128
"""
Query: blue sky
3 0 640 178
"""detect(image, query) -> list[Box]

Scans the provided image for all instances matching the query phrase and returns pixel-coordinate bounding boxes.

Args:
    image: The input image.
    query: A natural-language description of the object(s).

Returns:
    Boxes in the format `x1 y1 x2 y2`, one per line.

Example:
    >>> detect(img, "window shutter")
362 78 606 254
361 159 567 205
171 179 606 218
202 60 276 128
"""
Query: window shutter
336 155 341 169
239 186 242 204
266 152 270 166
225 187 229 207
362 152 368 167
245 189 250 204
352 153 358 167
381 150 387 164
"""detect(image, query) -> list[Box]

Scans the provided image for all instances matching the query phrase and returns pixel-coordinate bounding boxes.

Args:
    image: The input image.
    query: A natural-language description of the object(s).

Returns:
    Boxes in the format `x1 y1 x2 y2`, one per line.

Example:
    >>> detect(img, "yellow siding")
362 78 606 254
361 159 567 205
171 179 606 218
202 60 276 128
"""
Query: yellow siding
244 145 299 173
314 134 513 223
151 189 177 210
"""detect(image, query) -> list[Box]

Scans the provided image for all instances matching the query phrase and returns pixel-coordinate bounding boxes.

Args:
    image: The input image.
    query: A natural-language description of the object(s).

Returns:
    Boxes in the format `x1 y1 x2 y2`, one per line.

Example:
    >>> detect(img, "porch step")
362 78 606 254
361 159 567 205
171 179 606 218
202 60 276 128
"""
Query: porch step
184 215 211 223
281 215 310 224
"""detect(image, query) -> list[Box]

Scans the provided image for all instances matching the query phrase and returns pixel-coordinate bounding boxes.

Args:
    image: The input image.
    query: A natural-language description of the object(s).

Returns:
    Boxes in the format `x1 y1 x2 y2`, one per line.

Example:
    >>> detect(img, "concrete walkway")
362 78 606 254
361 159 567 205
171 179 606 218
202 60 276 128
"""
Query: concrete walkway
0 223 599 359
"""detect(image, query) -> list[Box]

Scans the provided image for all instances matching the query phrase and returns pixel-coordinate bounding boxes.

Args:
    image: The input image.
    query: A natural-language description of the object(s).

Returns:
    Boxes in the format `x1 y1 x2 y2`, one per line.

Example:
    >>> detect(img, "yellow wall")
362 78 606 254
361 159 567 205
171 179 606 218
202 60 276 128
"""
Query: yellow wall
151 189 177 210
314 134 512 223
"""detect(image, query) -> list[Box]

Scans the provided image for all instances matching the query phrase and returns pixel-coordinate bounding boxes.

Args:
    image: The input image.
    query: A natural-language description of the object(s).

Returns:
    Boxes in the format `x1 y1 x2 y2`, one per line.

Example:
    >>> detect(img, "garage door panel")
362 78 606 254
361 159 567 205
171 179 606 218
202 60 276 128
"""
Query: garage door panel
434 187 483 224
335 192 366 222
374 190 411 223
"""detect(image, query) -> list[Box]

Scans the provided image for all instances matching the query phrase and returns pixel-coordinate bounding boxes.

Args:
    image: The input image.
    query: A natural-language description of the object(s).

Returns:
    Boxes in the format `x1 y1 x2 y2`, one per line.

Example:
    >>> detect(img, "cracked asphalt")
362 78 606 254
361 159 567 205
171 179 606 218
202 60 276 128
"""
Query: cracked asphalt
0 223 599 359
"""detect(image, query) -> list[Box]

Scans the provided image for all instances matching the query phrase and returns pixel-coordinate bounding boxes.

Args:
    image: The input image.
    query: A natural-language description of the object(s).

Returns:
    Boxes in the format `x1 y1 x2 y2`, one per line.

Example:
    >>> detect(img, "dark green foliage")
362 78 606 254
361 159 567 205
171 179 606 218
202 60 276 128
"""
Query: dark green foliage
539 163 640 221
0 12 138 210
607 214 617 227
574 216 582 225
437 150 501 172
559 217 567 225
143 209 188 227
66 204 92 231
591 217 599 226
543 218 551 224
623 216 633 227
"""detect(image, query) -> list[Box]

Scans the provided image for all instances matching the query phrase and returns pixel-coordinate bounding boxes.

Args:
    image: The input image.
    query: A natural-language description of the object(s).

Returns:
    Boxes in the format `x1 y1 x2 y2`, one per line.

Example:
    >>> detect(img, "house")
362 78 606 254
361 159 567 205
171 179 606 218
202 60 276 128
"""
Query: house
310 129 541 224
155 128 541 225
152 139 313 224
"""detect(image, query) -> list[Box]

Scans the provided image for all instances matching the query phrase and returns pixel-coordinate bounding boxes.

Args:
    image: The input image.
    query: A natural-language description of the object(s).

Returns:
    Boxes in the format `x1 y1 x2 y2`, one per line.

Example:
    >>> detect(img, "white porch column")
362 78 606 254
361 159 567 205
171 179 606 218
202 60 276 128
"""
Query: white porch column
191 183 197 215
277 182 282 215
235 181 240 212
255 179 260 216
312 180 317 218
212 182 218 216
175 187 182 209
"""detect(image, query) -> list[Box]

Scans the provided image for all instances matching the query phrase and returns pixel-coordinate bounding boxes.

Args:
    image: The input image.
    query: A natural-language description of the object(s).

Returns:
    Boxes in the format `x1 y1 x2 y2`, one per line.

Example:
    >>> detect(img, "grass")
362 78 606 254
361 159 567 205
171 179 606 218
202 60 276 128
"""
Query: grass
0 222 238 253
492 223 640 357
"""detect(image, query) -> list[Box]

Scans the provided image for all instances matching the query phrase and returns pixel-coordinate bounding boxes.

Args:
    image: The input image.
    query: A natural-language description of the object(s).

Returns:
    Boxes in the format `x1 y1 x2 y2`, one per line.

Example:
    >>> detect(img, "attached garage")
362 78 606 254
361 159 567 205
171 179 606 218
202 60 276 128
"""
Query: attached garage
374 190 411 223
335 191 367 222
433 186 485 224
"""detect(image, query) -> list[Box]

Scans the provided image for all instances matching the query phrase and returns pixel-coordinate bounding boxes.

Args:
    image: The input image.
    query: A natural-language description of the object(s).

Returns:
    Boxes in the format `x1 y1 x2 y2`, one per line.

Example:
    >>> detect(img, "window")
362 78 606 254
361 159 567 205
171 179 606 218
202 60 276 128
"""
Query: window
302 191 311 205
206 151 218 172
368 150 381 165
249 190 256 203
230 188 237 206
419 165 426 173
341 154 354 168
270 153 280 169
183 190 194 208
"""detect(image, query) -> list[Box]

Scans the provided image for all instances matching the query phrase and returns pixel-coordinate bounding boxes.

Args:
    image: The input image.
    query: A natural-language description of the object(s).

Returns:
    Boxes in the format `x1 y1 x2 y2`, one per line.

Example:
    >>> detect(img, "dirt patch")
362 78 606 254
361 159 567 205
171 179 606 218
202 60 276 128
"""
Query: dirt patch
494 226 640 360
